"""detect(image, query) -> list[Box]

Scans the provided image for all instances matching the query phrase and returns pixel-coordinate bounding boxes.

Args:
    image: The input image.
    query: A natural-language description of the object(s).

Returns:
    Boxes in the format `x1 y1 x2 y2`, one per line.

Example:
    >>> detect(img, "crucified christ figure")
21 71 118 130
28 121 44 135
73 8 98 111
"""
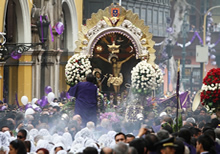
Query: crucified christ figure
97 53 135 93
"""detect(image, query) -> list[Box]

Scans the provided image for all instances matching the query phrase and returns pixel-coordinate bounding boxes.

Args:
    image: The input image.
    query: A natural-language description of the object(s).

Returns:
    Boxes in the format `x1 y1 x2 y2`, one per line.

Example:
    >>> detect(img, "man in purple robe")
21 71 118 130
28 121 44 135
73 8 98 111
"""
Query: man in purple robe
68 73 98 126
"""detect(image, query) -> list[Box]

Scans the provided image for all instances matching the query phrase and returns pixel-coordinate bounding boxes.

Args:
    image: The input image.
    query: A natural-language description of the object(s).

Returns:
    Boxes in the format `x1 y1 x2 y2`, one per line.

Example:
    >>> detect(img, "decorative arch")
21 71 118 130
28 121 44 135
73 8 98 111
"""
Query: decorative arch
74 4 156 65
13 0 31 43
87 27 142 57
62 0 78 52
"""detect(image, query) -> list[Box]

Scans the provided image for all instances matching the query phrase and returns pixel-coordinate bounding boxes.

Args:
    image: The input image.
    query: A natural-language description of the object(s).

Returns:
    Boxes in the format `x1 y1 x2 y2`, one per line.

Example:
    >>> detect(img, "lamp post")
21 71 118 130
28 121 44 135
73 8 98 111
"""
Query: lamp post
0 15 50 62
181 12 189 87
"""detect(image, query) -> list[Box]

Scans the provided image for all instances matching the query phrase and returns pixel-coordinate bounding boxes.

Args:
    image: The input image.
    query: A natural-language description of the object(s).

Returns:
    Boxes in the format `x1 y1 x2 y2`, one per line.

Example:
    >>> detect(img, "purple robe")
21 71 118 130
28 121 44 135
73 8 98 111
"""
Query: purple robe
68 81 98 126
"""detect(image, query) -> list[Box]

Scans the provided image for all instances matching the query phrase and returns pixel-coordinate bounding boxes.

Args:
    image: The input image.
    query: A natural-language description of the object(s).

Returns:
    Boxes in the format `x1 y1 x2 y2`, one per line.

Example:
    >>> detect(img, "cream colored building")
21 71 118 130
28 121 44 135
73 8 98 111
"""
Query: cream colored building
0 0 83 104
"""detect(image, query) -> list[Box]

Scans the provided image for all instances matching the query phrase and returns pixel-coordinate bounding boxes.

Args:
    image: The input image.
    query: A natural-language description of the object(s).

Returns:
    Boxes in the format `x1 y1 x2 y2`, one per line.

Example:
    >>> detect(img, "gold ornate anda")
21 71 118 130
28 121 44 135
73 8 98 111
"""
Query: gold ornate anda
74 3 156 65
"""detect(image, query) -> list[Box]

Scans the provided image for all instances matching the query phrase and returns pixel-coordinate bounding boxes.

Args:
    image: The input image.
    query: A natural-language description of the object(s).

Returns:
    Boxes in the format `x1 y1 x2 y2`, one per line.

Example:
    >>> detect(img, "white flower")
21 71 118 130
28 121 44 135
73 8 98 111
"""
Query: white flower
65 54 92 84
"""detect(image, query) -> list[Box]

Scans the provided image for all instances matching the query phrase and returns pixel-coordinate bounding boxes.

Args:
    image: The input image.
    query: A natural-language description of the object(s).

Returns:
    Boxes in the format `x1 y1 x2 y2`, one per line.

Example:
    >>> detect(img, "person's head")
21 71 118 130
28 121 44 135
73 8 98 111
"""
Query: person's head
86 121 95 130
112 122 121 132
196 134 215 154
155 137 176 154
125 134 135 143
83 147 98 154
9 139 27 154
178 128 191 144
114 142 128 154
189 127 201 138
1 126 10 132
174 139 185 154
127 147 138 154
53 98 58 102
100 118 110 129
72 114 82 126
54 146 63 154
17 129 27 141
86 73 96 83
24 141 31 152
111 57 117 63
114 132 126 144
53 106 60 113
100 147 113 154
145 134 159 152
36 148 49 154
129 138 147 154
199 108 207 116
157 130 170 141
203 128 216 141
211 118 220 128
161 123 173 134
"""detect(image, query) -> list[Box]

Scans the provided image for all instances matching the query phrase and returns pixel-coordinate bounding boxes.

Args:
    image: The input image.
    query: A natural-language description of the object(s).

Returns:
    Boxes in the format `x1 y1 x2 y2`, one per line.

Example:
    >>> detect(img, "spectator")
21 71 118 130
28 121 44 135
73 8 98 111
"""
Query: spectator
83 147 98 154
115 132 126 144
125 134 135 143
155 137 176 154
196 134 216 154
9 139 27 154
17 129 27 142
36 148 49 154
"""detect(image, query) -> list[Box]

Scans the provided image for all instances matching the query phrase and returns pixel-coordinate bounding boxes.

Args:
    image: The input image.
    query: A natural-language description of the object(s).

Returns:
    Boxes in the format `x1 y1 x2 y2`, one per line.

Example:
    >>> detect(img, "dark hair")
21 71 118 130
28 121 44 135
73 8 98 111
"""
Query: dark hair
18 129 27 139
174 139 185 154
24 141 31 152
211 118 220 128
189 127 201 137
197 135 216 154
112 122 122 132
53 106 60 112
83 147 98 154
200 108 207 113
10 139 27 154
161 123 173 134
36 148 49 154
114 132 126 140
40 114 49 123
86 73 96 84
178 128 191 144
203 129 216 141
145 134 159 152
126 134 135 138
100 147 113 154
129 138 147 154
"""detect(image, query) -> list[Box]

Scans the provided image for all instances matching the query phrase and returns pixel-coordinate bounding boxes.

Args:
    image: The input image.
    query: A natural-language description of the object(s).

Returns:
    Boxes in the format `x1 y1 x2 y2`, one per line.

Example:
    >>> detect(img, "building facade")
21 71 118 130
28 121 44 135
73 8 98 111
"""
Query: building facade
0 0 82 104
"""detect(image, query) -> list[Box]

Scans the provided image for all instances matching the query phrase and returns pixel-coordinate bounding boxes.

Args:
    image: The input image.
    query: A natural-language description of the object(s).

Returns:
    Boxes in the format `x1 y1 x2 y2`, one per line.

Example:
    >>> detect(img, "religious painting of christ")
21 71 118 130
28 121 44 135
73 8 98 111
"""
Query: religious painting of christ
91 32 140 94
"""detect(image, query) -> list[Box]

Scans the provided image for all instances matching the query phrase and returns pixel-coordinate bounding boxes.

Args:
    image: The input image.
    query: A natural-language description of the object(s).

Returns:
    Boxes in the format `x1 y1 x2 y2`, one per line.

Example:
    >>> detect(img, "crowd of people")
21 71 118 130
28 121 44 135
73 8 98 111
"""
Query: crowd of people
0 74 220 154
0 97 220 154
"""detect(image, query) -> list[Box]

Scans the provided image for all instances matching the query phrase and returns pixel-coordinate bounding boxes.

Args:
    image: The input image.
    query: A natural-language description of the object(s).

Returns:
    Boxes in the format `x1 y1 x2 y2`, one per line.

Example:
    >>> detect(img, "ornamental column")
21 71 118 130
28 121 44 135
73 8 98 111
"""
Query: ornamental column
54 50 63 97
17 53 33 105
32 50 44 99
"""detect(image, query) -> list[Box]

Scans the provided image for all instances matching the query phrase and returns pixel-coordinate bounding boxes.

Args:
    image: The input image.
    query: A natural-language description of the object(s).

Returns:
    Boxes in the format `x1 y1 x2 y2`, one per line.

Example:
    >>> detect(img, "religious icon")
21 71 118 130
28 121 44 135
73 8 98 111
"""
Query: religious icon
97 53 135 94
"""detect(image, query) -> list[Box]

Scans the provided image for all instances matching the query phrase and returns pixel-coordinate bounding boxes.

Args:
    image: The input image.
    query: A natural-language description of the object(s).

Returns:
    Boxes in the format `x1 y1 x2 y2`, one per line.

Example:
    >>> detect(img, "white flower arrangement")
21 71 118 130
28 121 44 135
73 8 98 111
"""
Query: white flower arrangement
131 60 156 95
201 83 220 91
154 64 164 88
65 54 92 86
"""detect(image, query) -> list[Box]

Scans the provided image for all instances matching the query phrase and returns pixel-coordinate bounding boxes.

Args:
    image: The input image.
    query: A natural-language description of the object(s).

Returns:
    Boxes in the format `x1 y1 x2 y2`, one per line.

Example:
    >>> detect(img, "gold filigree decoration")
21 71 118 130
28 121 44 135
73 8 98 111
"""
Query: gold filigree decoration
74 3 156 65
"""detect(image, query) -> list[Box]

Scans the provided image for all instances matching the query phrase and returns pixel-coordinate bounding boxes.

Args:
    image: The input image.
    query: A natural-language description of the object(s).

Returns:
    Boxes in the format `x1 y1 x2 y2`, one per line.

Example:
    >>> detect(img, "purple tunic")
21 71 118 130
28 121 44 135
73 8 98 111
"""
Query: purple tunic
68 81 98 126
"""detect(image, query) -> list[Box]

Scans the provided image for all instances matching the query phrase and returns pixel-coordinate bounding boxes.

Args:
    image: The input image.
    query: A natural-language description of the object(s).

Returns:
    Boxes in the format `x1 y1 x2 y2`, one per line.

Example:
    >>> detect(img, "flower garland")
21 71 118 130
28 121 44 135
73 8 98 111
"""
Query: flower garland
65 54 92 87
131 60 156 95
100 112 120 123
200 68 220 112
154 64 164 89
